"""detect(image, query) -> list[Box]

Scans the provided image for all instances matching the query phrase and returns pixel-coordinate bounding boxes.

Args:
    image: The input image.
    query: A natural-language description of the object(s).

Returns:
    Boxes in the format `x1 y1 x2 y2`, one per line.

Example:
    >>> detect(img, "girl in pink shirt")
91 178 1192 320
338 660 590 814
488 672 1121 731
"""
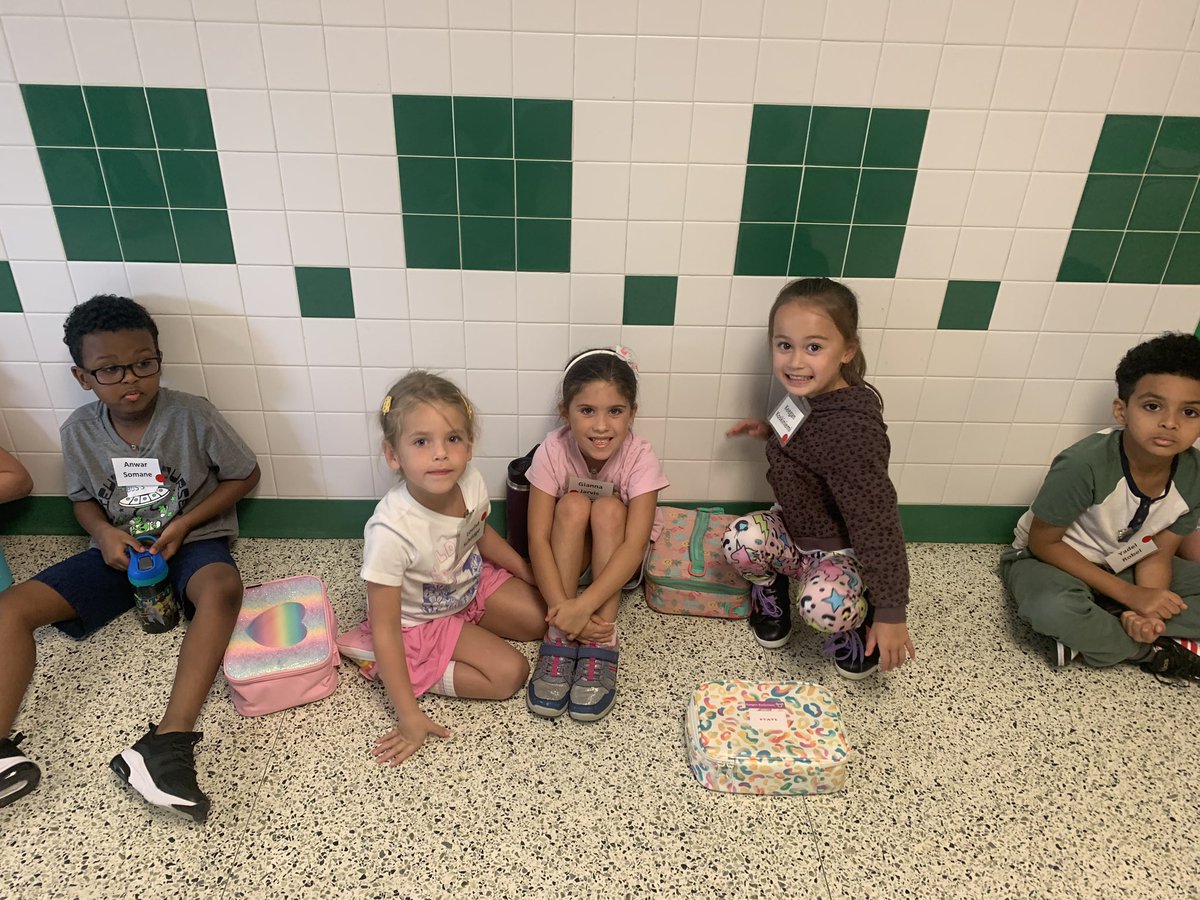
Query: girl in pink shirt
524 347 669 722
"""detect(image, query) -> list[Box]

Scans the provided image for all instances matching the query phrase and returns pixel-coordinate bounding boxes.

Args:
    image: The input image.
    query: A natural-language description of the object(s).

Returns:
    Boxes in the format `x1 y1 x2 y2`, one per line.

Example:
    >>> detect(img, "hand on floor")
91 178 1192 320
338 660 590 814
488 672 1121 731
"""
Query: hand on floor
373 712 450 766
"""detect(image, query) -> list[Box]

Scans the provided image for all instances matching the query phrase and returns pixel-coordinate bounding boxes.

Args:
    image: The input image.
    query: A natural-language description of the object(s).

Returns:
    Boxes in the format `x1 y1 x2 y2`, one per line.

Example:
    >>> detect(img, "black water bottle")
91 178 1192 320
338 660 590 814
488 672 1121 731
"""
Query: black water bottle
506 445 539 559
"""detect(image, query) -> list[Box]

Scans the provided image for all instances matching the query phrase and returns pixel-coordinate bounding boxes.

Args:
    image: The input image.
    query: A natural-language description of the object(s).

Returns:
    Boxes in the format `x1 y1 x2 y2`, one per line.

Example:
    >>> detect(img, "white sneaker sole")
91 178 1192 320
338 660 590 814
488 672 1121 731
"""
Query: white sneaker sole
753 630 792 650
111 748 203 821
0 757 40 807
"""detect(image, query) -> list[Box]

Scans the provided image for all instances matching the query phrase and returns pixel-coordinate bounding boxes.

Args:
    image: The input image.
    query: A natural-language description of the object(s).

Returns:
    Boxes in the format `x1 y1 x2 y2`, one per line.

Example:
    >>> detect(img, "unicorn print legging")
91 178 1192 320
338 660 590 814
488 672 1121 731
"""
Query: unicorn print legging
721 508 867 634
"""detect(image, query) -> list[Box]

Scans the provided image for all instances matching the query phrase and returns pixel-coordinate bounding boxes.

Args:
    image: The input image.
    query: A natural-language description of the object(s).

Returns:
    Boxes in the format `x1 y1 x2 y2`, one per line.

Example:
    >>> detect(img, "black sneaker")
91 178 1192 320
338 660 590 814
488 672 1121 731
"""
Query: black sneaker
110 723 210 823
831 624 880 681
749 575 792 649
0 732 41 808
1140 638 1200 684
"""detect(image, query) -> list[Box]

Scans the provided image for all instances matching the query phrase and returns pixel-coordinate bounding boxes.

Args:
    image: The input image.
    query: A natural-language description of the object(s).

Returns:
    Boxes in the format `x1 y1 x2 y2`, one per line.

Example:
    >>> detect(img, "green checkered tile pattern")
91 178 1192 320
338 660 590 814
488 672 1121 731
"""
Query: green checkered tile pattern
0 261 20 312
394 95 572 272
734 105 928 278
1058 115 1200 284
22 84 234 264
296 267 355 318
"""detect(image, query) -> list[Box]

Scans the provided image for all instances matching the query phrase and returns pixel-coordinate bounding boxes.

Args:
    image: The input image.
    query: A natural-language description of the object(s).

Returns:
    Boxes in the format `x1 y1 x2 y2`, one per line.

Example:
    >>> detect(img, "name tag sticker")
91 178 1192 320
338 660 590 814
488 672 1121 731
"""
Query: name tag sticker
113 457 162 488
744 700 789 731
456 506 487 560
769 395 811 444
1104 533 1158 573
566 475 615 501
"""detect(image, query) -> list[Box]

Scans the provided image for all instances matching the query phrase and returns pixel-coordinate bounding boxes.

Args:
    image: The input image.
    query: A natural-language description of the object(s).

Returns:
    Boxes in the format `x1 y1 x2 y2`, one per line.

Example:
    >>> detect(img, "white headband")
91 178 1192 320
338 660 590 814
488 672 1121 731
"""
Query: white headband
563 346 640 381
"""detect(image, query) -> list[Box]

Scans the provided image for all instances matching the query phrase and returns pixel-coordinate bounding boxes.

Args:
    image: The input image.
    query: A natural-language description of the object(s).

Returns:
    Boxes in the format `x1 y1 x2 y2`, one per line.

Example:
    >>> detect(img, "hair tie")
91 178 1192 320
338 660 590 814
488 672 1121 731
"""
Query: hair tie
564 345 640 381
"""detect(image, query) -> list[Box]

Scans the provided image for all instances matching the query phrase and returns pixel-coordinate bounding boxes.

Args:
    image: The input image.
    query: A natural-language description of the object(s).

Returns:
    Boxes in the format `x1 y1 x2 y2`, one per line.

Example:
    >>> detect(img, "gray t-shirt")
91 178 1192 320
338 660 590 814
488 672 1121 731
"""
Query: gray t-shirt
61 388 258 545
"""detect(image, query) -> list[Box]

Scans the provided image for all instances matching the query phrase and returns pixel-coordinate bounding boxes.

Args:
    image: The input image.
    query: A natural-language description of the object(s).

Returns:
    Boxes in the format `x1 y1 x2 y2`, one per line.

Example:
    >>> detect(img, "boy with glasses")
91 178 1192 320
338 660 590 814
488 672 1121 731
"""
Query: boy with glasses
0 294 259 822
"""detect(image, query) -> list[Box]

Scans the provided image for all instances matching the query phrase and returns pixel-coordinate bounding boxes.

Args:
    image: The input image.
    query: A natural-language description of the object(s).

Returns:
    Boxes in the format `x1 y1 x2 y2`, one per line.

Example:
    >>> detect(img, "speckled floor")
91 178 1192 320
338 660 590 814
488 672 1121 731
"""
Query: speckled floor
0 536 1197 900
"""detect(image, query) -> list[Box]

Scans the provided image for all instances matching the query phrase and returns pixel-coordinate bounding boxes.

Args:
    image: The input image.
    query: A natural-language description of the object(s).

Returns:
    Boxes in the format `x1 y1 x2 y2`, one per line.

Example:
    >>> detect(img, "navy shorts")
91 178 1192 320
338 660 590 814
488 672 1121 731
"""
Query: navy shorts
31 537 237 640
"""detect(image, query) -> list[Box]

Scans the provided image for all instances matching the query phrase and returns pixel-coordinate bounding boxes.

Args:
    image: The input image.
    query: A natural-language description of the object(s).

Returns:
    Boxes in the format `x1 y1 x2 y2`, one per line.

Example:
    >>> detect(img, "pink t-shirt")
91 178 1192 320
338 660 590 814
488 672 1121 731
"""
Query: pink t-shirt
527 426 670 540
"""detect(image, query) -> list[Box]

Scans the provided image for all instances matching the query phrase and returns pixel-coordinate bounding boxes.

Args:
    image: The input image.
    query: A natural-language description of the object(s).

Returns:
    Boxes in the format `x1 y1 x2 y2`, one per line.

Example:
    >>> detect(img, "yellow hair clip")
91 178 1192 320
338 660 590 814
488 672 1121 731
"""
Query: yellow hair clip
459 392 473 422
381 395 392 415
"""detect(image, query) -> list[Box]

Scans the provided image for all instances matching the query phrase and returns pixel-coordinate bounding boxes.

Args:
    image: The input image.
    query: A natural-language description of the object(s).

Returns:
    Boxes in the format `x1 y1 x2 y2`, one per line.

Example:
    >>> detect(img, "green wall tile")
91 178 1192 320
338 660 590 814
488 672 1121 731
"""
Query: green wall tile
21 84 93 147
516 160 571 218
1058 230 1121 281
160 151 226 209
296 266 355 317
789 224 848 277
113 207 178 262
460 215 515 270
398 156 459 215
805 107 869 167
84 86 155 148
1128 175 1196 231
938 280 1000 330
747 105 810 165
173 209 236 263
1148 117 1200 176
1164 233 1200 284
393 95 454 156
515 99 571 161
39 147 108 206
453 96 513 158
741 165 802 222
1183 190 1200 231
622 275 677 326
146 88 216 150
516 218 570 272
100 149 167 207
863 108 928 168
1091 115 1159 174
457 158 515 216
734 223 793 275
854 168 917 225
842 225 903 277
1110 231 1174 283
402 214 461 268
796 166 858 223
55 207 122 260
1074 174 1140 229
0 262 21 312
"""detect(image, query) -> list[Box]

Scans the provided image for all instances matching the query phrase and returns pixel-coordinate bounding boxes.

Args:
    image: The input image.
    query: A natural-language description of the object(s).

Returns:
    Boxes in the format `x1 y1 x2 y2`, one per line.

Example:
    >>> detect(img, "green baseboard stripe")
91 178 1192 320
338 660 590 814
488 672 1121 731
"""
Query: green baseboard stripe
0 497 1026 543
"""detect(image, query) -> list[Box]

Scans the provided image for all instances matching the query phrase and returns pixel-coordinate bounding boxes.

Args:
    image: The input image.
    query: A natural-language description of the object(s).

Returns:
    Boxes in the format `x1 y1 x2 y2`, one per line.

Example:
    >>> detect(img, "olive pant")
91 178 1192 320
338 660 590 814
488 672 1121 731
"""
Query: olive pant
999 548 1200 666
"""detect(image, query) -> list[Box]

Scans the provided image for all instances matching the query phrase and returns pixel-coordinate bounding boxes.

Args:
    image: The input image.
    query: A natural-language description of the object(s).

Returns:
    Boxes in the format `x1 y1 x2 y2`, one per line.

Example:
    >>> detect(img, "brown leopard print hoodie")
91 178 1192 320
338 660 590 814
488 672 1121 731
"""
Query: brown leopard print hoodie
765 384 910 624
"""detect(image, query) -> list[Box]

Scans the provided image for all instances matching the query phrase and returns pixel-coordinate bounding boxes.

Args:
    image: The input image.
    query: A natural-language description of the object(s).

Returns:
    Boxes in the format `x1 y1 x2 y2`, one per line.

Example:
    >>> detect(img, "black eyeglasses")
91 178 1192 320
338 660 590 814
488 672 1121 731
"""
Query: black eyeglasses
86 354 162 385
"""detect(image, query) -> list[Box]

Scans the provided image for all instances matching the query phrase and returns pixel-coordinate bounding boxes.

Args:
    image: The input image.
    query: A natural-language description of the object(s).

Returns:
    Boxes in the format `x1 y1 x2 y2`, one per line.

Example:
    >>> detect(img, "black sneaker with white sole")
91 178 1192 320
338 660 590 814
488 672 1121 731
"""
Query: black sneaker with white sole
830 624 880 680
0 732 41 809
110 723 210 823
1140 638 1200 684
749 575 793 649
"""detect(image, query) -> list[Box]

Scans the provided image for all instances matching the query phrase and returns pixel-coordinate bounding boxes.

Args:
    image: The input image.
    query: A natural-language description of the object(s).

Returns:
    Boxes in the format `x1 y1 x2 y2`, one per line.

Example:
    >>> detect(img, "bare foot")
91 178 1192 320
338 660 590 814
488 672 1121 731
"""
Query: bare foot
1120 609 1165 644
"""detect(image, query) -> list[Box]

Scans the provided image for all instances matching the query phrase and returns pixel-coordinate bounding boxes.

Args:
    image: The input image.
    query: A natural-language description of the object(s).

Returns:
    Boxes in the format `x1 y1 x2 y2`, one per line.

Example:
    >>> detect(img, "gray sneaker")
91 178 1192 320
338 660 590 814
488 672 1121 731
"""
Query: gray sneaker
526 642 577 718
568 645 619 722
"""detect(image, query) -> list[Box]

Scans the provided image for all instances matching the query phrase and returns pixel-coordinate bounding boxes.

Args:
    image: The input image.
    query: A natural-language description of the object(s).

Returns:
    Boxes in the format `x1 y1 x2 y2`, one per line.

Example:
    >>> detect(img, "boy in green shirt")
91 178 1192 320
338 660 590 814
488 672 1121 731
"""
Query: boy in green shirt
1001 332 1200 680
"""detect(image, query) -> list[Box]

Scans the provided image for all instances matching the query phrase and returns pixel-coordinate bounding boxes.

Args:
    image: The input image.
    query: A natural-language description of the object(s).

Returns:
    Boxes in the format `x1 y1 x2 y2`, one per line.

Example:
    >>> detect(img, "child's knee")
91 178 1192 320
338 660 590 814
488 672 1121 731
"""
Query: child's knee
187 565 243 615
495 649 530 698
555 492 591 527
590 496 626 534
0 581 75 633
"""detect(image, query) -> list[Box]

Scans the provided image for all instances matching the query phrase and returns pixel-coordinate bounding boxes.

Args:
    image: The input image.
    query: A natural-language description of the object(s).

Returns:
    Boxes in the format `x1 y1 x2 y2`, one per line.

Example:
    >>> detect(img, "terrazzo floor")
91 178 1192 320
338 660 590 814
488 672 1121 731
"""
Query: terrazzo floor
0 535 1197 900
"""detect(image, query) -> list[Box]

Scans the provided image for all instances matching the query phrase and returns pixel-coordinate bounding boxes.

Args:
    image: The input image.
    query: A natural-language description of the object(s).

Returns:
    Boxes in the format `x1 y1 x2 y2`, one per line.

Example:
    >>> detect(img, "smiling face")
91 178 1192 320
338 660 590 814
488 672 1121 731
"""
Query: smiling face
1113 373 1200 468
384 401 473 508
71 328 162 426
770 301 857 400
562 378 635 473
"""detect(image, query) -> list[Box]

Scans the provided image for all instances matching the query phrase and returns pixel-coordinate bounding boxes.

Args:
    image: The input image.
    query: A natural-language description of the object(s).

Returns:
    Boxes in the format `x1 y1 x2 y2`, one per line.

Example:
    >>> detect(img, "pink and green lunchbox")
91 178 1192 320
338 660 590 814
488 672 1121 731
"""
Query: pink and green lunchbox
223 575 339 717
684 680 851 795
645 506 751 618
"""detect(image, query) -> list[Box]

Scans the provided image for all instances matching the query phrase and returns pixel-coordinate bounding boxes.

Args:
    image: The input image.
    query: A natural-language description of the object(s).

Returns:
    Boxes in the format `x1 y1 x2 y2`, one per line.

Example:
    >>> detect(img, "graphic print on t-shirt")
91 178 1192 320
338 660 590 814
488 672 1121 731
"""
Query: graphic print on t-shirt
96 465 190 539
421 550 483 616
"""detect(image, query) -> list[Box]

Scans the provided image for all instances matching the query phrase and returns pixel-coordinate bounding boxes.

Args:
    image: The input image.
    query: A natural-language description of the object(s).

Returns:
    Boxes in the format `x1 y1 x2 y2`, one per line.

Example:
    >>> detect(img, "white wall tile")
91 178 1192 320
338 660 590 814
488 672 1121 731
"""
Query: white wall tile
876 330 934 376
192 316 252 365
1026 332 1089 379
345 213 405 267
907 422 961 464
1061 379 1115 425
12 261 77 311
407 269 463 320
573 162 631 220
926 331 986 377
279 153 344 211
465 321 517 369
694 38 757 103
1077 333 1139 381
898 464 950 503
287 211 349 266
513 31 574 99
462 270 516 322
261 24 329 90
992 47 1062 111
351 268 407 320
1035 113 1105 172
387 27 452 94
962 172 1029 227
1007 0 1074 46
755 40 820 104
410 320 465 368
689 103 753 164
977 331 1036 379
126 263 188 315
895 226 959 279
813 41 880 106
679 222 737 276
67 260 129 306
664 417 715 460
514 0 574 31
1042 282 1104 332
1167 51 1200 115
132 19 205 87
323 0 386 26
955 422 1011 465
675 276 730 326
325 26 389 93
197 23 267 89
977 111 1045 171
950 227 1014 280
0 314 37 362
1014 379 1073 423
943 465 997 503
271 91 337 152
310 366 367 413
206 367 263 412
182 264 243 316
1129 0 1198 51
574 35 636 101
466 369 518 417
450 29 512 95
219 151 285 211
873 42 942 108
355 318 413 368
625 221 682 275
886 279 946 329
0 207 66 261
1093 284 1154 334
1051 49 1121 112
634 36 697 102
945 0 1015 45
989 281 1051 331
270 455 326 496
631 102 693 163
5 15 79 83
515 272 570 323
1068 0 1138 48
573 101 633 162
920 110 988 169
627 163 687 220
449 0 510 29
907 171 972 226
966 378 1023 423
916 377 973 422
209 90 277 151
1147 286 1200 333
332 93 396 155
303 318 360 367
229 210 293 264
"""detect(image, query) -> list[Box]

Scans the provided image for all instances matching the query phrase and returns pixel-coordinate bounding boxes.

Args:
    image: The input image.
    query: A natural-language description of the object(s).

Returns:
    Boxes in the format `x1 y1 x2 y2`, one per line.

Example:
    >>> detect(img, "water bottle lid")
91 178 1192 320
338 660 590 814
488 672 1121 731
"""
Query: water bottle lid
127 543 168 585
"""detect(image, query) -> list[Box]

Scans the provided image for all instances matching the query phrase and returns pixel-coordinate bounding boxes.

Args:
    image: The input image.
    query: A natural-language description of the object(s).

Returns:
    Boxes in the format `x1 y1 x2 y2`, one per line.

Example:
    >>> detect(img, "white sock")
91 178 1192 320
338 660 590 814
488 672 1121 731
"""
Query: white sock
429 662 457 697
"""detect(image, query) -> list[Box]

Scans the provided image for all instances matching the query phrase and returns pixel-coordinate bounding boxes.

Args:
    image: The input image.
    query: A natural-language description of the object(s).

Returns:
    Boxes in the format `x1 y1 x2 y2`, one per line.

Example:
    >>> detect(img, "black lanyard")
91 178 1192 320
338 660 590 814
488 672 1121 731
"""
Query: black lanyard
1116 437 1178 543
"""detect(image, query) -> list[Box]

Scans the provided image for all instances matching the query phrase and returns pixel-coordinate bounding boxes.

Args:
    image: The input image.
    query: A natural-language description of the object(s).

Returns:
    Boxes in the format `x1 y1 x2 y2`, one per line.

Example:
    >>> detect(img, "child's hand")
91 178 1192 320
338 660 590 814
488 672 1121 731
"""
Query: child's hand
866 621 916 672
1120 609 1166 643
726 419 771 440
1122 585 1186 620
149 518 191 561
547 599 592 642
97 526 144 571
577 615 616 644
372 711 451 766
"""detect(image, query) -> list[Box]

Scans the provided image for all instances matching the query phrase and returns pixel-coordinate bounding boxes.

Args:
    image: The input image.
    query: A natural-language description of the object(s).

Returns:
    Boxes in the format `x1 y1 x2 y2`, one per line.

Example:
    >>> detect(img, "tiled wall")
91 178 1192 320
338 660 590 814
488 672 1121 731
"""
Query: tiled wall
0 0 1198 514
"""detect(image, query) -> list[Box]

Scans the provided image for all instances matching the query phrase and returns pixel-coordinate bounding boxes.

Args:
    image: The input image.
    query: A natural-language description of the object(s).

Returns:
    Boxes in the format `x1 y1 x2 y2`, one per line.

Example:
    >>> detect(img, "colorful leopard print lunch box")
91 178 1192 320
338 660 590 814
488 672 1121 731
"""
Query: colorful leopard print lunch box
684 680 850 795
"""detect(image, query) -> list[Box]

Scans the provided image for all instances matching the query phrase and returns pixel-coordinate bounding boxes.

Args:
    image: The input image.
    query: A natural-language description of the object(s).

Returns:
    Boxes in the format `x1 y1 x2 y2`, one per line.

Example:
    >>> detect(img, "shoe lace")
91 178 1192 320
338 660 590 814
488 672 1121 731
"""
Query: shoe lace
752 582 783 619
1145 641 1200 685
823 629 865 667
151 732 202 787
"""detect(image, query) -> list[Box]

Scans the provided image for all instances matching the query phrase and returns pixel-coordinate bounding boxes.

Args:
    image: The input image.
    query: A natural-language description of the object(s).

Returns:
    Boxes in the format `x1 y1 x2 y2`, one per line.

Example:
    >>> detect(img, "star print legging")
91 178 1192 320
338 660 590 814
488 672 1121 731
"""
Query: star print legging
721 508 865 613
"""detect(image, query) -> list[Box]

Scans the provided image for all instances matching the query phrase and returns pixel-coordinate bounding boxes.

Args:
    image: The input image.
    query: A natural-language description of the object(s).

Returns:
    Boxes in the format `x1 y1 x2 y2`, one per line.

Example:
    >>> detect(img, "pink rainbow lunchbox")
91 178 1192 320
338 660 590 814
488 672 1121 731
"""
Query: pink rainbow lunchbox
684 680 851 795
223 575 339 717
